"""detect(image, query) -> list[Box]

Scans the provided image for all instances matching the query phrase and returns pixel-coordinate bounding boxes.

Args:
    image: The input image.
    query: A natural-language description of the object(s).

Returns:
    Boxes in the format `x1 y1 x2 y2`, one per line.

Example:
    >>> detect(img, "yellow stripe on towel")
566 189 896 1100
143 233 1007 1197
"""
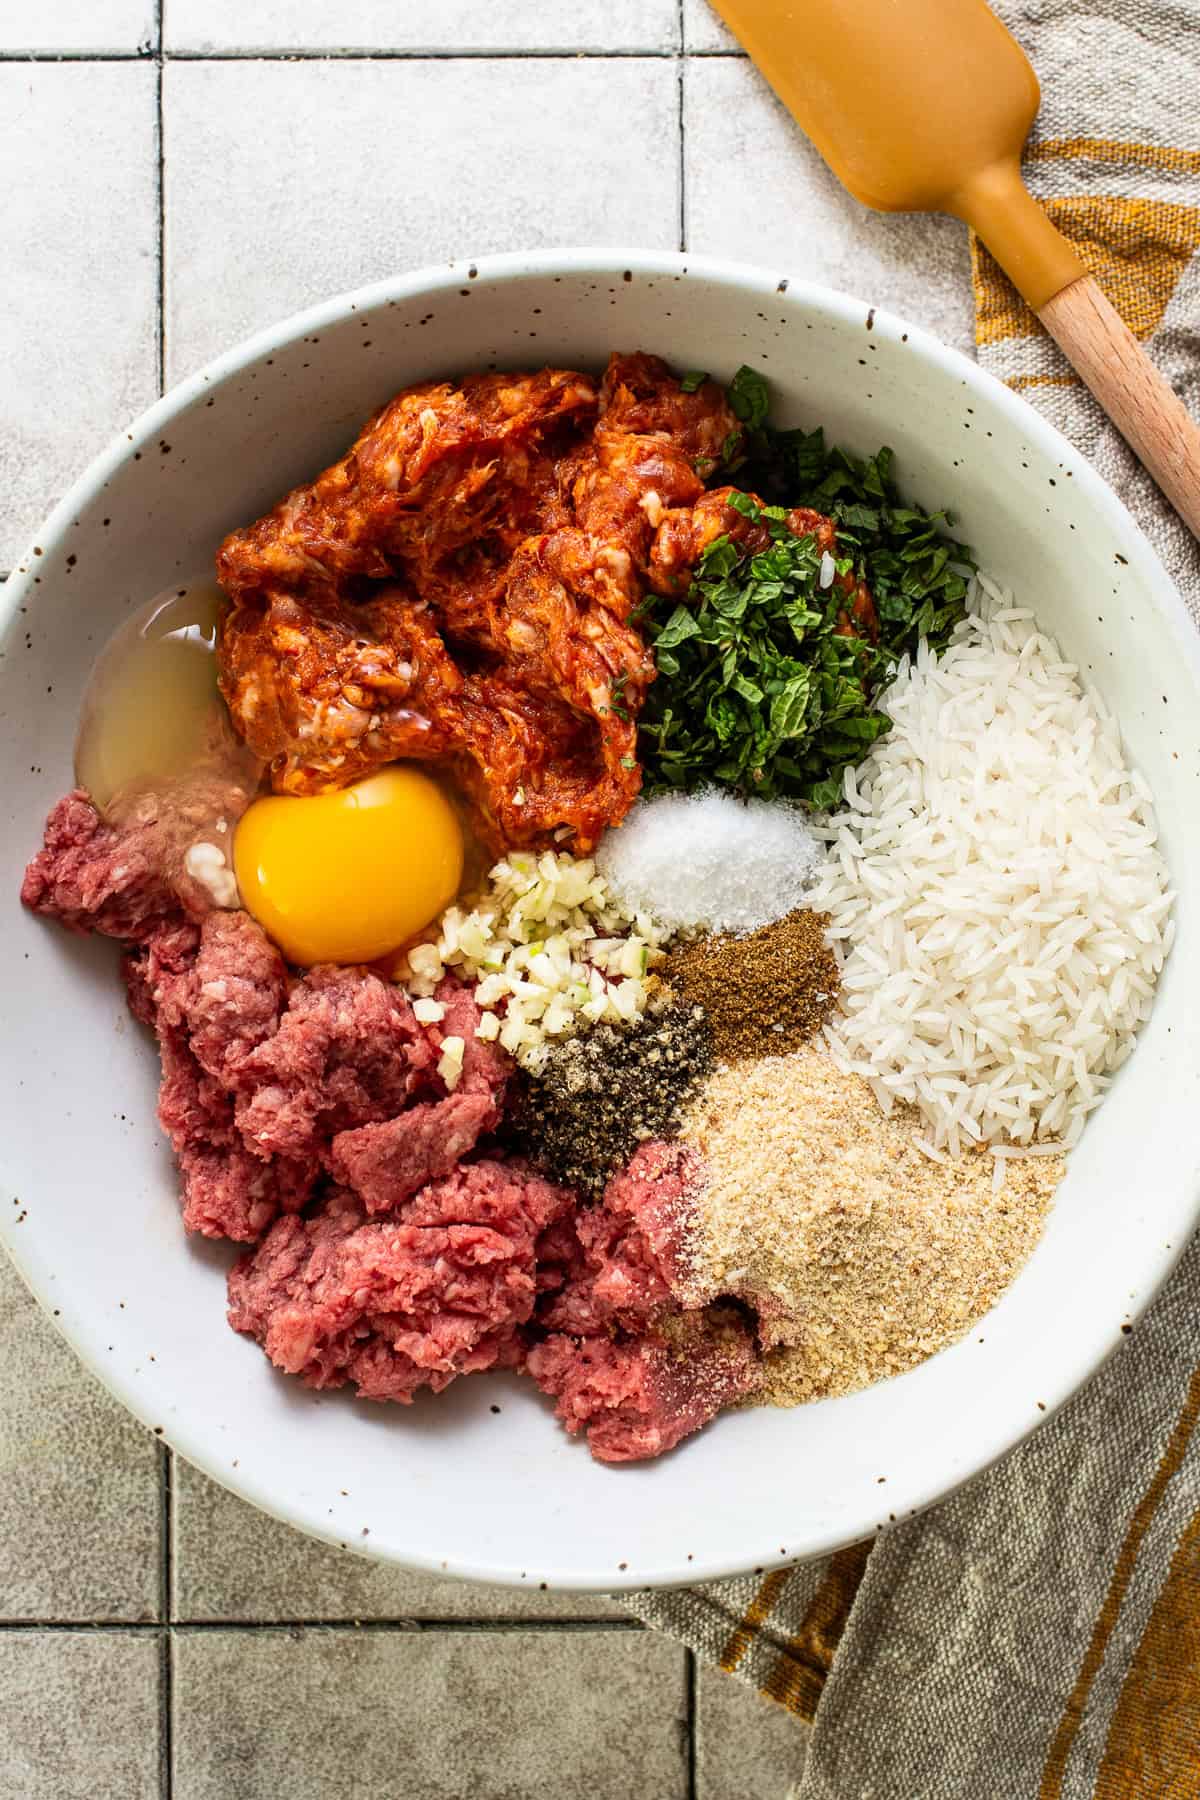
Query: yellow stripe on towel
761 1541 874 1720
1028 137 1200 178
1006 373 1081 392
973 188 1200 346
1039 1361 1200 1799
718 1568 792 1674
1094 1503 1200 1797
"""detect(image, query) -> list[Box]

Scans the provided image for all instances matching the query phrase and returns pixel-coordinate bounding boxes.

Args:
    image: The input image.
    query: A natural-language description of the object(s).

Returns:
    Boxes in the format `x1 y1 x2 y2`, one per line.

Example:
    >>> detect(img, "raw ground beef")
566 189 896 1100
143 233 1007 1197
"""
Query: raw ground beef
25 793 508 1243
522 1143 760 1460
154 1016 315 1241
233 965 434 1161
524 1308 761 1463
539 1139 702 1336
228 1138 758 1457
228 1165 573 1402
143 930 507 1241
167 909 289 1073
22 764 256 936
22 788 178 942
23 790 761 1461
327 1093 501 1214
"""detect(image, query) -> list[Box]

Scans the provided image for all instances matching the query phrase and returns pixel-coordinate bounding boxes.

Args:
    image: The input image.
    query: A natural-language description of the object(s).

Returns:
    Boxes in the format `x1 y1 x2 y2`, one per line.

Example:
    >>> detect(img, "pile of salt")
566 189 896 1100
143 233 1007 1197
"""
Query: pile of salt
596 790 823 938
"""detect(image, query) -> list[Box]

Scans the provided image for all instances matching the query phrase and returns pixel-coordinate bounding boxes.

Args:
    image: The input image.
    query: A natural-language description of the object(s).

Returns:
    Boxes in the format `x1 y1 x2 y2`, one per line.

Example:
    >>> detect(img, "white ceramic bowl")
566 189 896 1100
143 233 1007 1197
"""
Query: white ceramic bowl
4 250 1200 1592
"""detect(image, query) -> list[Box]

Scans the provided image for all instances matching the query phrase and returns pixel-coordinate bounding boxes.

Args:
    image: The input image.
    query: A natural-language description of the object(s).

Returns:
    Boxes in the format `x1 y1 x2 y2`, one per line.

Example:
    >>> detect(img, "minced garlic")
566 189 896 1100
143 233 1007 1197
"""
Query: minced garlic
399 851 668 1073
436 1035 466 1090
183 840 239 908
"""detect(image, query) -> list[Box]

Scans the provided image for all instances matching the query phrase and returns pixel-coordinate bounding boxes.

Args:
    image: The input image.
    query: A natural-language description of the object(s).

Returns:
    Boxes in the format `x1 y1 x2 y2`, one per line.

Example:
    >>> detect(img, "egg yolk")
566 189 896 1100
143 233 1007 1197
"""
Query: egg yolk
233 766 464 967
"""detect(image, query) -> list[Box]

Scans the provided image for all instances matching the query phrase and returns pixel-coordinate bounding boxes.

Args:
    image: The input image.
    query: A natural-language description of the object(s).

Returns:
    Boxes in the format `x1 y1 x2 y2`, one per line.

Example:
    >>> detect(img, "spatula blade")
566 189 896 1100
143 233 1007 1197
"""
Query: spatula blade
709 0 1039 213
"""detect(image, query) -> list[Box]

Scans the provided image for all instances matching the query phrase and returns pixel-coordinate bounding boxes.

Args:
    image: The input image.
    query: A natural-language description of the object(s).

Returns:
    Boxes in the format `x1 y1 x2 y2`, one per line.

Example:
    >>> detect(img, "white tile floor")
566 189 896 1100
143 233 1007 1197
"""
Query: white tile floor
0 2 977 1790
1 62 159 570
162 56 682 380
163 0 682 54
171 1630 690 1800
0 0 154 54
682 0 740 52
683 59 975 353
0 1633 162 1800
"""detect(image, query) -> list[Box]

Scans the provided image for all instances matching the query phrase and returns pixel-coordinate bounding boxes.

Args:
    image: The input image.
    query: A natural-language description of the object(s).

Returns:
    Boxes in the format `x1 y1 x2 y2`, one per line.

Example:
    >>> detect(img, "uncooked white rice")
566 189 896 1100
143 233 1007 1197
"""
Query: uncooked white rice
810 576 1174 1153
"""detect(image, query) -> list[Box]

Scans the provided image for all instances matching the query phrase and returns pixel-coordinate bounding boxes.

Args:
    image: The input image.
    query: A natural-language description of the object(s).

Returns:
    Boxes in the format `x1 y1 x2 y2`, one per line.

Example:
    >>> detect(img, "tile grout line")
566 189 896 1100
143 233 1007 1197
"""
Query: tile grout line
154 0 166 398
677 5 688 255
0 1616 646 1634
685 1648 699 1798
0 47 749 64
159 1450 173 1800
0 49 157 61
160 1626 173 1800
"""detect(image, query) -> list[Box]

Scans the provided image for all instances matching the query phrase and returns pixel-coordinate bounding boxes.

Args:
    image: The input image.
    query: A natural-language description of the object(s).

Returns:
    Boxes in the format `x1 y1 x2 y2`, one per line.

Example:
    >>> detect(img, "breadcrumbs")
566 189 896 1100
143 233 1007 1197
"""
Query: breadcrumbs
679 1045 1065 1405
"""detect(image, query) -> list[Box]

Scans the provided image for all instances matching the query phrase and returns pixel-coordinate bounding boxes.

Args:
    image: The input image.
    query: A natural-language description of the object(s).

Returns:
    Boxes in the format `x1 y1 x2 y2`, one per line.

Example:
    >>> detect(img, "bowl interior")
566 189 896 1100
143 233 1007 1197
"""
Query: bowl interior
4 251 1200 1590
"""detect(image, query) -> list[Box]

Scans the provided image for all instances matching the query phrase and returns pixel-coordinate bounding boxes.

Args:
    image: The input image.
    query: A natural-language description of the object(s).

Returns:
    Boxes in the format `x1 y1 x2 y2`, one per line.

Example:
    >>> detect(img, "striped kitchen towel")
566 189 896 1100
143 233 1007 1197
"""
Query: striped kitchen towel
626 4 1200 1793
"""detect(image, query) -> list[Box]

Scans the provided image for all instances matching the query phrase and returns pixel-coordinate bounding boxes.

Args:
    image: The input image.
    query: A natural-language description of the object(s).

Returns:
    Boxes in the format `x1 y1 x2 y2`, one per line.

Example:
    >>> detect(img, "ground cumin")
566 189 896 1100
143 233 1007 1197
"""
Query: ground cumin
666 908 839 1063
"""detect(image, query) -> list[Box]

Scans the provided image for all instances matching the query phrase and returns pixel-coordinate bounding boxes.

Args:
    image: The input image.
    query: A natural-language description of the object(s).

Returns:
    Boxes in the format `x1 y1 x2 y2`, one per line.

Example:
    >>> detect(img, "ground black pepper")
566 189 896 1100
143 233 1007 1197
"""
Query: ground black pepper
666 908 839 1063
507 999 713 1191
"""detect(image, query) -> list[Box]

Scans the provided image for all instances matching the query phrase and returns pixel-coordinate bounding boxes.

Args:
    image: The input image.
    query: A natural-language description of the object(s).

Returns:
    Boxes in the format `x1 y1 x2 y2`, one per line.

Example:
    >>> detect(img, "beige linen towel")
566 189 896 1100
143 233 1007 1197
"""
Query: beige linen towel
627 5 1200 1792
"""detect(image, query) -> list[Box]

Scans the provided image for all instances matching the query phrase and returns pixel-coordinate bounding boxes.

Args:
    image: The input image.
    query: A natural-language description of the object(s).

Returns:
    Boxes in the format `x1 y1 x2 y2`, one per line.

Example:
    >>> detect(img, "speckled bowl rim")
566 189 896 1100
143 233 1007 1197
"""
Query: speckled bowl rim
4 246 1199 1592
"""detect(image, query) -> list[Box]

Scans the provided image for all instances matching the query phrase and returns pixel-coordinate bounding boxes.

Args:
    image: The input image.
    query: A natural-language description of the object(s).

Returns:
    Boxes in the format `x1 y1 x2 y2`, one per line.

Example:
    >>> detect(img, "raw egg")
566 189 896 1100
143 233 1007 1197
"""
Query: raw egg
75 580 235 812
233 766 464 967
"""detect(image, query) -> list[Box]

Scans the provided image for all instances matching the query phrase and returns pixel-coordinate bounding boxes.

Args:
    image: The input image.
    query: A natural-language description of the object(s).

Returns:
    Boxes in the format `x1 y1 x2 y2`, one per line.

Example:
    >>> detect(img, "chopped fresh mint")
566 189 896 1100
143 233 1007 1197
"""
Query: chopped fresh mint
727 364 771 431
637 381 973 807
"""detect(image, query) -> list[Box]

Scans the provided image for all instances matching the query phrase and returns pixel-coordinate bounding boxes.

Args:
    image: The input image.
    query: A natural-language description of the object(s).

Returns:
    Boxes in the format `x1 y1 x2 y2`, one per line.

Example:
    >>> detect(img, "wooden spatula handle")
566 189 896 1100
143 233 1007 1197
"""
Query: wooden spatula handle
1037 276 1200 538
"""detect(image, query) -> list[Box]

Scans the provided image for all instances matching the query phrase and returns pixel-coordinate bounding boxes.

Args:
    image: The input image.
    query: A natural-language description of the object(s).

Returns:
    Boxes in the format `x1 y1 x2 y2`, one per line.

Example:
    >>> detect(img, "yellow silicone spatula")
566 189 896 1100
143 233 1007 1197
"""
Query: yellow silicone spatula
711 0 1200 538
